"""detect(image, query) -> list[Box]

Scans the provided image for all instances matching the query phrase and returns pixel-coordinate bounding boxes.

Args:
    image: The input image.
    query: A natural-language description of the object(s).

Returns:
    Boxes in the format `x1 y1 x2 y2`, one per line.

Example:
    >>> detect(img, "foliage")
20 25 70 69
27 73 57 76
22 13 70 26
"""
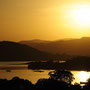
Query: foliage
48 70 74 84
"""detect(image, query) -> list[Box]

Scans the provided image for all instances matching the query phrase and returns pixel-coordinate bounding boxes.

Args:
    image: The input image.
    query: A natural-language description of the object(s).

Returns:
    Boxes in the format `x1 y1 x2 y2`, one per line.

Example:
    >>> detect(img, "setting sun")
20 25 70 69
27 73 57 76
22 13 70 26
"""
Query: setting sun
71 4 90 27
63 3 90 32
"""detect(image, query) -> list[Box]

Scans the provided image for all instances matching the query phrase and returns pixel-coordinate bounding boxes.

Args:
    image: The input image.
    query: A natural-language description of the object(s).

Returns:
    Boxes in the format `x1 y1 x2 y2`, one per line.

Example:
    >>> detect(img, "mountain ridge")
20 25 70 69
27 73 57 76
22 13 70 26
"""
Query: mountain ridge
19 37 90 56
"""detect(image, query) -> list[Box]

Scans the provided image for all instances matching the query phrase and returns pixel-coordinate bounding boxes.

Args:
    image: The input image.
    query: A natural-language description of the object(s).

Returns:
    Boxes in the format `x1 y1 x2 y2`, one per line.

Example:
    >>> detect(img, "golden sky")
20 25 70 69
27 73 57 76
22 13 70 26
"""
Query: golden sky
0 0 90 41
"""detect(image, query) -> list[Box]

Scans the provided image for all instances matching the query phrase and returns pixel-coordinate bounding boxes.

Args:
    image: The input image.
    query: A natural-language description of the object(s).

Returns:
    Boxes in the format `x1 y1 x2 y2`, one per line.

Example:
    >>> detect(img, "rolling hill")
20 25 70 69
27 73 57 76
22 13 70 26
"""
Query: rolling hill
0 41 59 61
20 37 90 56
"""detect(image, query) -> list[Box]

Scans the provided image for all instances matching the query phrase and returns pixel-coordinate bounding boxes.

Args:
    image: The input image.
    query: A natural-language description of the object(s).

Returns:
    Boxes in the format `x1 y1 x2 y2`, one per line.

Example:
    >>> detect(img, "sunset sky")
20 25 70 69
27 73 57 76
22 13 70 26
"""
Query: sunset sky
0 0 90 41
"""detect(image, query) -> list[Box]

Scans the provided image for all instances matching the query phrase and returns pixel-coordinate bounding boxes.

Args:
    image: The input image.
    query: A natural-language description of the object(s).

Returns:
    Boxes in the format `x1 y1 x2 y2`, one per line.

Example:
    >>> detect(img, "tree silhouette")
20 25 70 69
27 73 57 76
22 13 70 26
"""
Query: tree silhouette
48 70 74 84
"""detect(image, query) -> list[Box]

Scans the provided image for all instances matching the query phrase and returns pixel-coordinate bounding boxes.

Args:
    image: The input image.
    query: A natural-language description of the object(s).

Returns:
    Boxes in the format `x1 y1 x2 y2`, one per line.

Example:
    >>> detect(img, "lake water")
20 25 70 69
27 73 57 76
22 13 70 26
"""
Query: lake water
0 61 90 85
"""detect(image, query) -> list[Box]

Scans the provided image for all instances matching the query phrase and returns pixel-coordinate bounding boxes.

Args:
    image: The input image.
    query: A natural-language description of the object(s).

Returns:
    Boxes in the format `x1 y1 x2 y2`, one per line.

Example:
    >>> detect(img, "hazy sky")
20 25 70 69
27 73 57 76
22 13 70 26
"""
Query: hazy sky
0 0 90 41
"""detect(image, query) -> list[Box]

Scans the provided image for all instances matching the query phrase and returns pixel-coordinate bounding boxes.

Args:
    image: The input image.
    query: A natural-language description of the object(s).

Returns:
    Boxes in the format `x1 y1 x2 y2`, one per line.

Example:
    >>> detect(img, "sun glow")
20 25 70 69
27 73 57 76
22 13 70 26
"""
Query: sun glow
71 4 90 26
63 3 90 32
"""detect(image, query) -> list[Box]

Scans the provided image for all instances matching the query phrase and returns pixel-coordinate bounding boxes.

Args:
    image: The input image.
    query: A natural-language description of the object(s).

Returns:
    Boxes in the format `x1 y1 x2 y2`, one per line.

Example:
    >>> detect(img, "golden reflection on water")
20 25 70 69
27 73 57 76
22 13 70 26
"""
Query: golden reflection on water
77 71 90 82
0 69 90 84
71 71 90 84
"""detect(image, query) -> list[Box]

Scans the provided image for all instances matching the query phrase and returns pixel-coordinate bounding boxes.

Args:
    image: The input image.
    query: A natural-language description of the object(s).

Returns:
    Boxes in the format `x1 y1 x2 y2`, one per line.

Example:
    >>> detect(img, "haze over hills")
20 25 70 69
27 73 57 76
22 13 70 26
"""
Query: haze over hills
20 39 52 44
0 41 59 61
20 37 90 56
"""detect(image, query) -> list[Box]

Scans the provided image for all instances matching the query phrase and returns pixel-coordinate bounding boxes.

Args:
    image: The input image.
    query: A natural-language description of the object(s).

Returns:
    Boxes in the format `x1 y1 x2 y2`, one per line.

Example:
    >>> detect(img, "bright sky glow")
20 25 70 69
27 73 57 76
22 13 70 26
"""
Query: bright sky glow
62 3 90 33
0 0 90 41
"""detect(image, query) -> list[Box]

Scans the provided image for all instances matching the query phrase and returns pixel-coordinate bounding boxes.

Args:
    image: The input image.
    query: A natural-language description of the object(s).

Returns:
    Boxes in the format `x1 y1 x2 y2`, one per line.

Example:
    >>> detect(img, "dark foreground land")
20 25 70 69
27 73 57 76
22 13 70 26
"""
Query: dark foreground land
1 70 90 90
0 76 90 90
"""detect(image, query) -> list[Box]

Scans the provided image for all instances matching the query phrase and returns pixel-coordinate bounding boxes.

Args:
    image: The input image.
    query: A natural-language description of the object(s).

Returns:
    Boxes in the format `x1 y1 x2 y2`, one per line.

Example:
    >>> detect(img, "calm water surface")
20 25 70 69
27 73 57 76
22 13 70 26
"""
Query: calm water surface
0 61 90 84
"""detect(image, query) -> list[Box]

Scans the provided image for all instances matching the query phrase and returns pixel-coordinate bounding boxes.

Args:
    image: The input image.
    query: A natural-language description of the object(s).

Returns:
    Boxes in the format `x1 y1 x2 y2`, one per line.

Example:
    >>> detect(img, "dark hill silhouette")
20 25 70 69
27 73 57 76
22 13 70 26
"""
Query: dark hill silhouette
0 41 58 61
20 37 90 56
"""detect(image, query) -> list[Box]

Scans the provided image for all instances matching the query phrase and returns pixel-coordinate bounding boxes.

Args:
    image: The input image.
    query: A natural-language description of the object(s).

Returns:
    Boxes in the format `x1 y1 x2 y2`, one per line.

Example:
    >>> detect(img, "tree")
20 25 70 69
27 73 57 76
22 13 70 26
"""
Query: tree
48 70 74 84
